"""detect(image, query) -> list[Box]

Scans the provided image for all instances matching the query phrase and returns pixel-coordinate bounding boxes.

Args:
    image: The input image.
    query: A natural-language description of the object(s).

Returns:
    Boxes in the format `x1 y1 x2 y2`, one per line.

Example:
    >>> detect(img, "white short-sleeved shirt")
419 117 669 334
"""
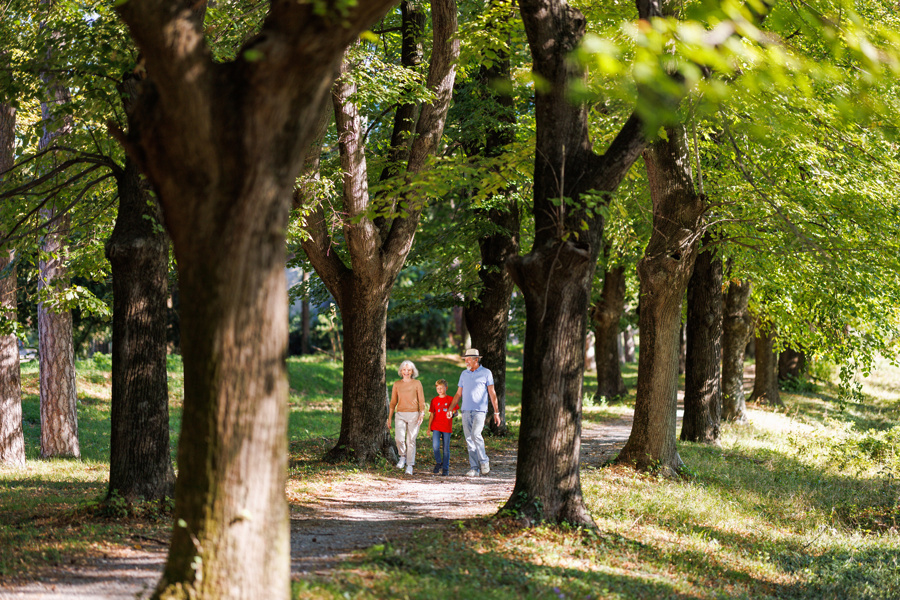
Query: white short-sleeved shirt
457 365 494 412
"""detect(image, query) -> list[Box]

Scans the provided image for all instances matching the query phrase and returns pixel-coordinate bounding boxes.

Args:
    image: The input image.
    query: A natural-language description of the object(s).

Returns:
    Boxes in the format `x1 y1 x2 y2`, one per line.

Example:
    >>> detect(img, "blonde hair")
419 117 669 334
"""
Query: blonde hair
398 360 419 379
435 379 448 388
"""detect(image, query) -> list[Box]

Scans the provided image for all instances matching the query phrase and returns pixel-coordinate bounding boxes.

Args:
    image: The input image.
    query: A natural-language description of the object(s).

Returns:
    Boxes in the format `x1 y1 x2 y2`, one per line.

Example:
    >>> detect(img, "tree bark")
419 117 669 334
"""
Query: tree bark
749 325 781 406
37 39 79 459
0 250 23 468
591 262 627 400
616 123 704 476
504 0 648 526
680 241 722 444
464 201 518 436
0 102 25 468
112 2 398 597
722 278 751 422
778 347 806 382
299 0 459 463
38 208 79 459
106 151 174 502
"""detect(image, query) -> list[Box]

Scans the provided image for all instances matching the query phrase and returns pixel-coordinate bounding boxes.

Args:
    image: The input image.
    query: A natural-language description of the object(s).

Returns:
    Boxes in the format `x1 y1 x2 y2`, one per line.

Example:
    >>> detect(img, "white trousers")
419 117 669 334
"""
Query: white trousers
394 412 421 465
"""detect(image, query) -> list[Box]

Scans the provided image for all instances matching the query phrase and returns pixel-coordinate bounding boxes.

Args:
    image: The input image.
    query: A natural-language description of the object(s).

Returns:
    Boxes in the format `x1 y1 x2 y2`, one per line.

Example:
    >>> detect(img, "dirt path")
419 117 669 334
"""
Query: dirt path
0 415 635 599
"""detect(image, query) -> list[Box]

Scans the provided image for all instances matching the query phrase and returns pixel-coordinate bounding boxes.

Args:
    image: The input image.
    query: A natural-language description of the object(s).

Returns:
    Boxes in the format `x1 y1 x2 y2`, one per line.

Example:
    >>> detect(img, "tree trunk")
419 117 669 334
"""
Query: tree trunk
778 347 806 382
464 199 518 436
301 270 311 355
585 331 596 371
38 208 79 458
452 305 467 350
722 278 752 422
299 0 459 463
678 323 686 375
0 250 23 468
680 241 722 444
616 124 705 476
591 262 627 400
0 103 25 468
106 153 174 502
329 286 395 462
504 0 648 525
37 45 78 459
749 326 781 406
112 2 398 597
622 325 636 363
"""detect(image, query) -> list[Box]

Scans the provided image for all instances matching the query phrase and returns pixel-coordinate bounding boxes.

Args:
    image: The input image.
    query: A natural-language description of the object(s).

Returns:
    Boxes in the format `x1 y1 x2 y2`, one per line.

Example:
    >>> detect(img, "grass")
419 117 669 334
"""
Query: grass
1 348 899 600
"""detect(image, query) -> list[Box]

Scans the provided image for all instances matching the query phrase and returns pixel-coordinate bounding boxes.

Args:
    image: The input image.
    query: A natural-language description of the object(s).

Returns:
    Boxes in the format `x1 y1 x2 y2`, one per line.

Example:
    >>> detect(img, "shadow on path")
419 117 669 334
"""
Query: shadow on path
0 415 637 598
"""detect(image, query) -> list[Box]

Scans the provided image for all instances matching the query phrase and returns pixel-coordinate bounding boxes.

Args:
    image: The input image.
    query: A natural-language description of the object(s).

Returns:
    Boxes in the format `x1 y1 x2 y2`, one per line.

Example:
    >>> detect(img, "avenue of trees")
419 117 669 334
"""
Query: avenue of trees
2 0 899 598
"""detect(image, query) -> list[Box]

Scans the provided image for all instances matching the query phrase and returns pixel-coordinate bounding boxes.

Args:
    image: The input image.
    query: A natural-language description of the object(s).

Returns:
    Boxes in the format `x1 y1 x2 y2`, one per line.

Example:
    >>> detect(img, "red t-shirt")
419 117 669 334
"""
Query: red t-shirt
429 395 454 433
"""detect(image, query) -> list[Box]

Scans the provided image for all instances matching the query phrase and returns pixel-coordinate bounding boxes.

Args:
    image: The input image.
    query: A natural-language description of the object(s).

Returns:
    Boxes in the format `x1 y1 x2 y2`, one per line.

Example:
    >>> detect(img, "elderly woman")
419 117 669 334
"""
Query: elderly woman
387 359 425 475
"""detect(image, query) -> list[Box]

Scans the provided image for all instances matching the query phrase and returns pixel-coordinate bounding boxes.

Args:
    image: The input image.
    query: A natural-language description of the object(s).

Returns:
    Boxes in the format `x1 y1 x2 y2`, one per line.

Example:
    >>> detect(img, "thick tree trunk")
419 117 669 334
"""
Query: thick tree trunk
504 0 647 525
299 0 459 463
37 53 78 459
159 202 291 598
749 326 781 406
327 286 396 463
722 279 752 422
778 347 806 382
464 200 517 436
38 208 79 459
106 155 174 502
616 124 704 475
591 263 627 400
113 2 398 597
508 241 598 525
680 242 722 444
0 103 24 468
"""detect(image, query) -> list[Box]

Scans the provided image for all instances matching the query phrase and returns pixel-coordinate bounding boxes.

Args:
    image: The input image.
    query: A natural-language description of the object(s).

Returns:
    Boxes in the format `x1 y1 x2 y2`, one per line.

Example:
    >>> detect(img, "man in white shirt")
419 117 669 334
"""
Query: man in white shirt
449 348 501 477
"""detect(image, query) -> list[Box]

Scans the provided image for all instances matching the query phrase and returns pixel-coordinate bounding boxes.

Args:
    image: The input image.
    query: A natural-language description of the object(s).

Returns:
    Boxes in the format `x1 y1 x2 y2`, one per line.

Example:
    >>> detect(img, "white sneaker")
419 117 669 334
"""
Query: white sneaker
405 465 413 475
396 458 406 469
465 468 479 477
480 461 490 475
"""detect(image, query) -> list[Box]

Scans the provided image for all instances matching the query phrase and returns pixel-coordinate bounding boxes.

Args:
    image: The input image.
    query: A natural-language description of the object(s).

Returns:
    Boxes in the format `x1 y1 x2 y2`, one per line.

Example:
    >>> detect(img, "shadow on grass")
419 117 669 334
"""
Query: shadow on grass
681 440 900 533
295 522 781 600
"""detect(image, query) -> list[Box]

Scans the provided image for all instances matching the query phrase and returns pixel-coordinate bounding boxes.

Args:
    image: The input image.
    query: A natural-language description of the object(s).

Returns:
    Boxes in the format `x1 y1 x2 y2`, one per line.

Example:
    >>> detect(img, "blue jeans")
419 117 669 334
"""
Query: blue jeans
460 410 488 469
432 430 450 472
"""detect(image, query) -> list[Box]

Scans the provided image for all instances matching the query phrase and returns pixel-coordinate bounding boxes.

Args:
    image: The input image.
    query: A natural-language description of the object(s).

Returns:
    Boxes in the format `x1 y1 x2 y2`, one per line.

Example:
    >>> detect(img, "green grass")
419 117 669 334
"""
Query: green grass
2 349 899 600
289 355 900 600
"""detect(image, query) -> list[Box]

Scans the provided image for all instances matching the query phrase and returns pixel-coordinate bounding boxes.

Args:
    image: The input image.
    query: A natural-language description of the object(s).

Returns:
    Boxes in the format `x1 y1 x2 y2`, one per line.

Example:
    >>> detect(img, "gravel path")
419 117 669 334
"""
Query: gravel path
0 415 634 599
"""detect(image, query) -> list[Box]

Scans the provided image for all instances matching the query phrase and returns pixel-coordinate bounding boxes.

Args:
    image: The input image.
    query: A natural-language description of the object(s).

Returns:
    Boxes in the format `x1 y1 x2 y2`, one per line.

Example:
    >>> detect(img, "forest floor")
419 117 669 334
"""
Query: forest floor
0 415 637 599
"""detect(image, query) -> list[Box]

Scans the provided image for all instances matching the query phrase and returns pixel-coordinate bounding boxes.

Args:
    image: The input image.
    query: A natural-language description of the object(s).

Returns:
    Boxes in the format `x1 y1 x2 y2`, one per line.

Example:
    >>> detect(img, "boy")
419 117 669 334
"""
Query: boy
427 379 454 476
